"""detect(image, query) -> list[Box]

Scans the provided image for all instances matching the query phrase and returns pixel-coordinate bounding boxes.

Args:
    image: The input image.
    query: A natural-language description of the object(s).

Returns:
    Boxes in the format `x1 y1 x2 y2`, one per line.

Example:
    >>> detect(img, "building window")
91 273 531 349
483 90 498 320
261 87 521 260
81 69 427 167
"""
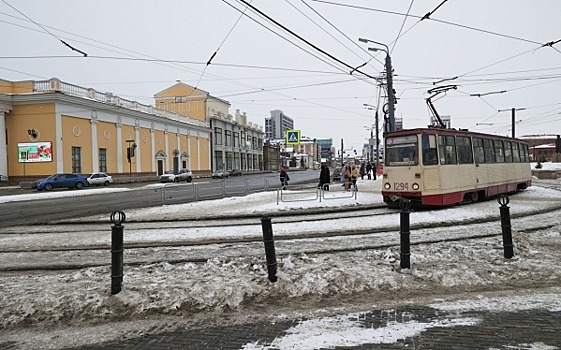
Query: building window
215 150 223 171
175 96 187 103
99 148 107 172
72 146 82 173
225 151 232 170
225 130 232 147
214 127 222 145
233 132 239 148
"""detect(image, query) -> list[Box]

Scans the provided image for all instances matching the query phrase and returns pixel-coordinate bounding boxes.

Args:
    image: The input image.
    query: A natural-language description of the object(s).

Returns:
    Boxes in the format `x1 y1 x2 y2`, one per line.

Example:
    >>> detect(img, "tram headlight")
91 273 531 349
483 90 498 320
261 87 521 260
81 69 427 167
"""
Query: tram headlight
412 183 420 190
384 182 391 190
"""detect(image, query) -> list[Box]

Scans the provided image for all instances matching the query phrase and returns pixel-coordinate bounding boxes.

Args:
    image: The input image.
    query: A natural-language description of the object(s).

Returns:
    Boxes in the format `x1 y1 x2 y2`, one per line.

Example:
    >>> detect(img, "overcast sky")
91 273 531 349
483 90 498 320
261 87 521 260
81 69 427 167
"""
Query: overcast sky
2 0 561 151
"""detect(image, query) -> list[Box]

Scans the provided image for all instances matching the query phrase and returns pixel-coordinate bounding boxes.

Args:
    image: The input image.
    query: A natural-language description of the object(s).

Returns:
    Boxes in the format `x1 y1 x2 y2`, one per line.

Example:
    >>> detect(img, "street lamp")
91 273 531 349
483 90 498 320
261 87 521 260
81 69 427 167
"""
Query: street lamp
359 37 396 132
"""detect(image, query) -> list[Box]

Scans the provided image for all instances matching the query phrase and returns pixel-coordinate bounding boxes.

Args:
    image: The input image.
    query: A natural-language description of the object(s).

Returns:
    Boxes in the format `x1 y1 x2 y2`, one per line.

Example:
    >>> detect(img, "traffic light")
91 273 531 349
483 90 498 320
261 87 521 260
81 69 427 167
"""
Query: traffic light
556 135 561 153
126 147 131 161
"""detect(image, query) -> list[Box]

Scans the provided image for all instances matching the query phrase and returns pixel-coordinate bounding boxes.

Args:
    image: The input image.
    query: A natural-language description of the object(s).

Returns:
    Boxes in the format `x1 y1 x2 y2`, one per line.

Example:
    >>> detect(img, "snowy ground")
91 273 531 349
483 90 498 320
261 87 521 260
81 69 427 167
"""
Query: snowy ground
0 164 560 350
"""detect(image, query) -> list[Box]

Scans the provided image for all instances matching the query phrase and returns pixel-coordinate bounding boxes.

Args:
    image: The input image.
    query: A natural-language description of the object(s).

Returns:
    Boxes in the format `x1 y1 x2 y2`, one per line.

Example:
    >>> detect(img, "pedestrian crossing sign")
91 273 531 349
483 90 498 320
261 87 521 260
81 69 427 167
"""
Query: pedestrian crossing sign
286 129 301 145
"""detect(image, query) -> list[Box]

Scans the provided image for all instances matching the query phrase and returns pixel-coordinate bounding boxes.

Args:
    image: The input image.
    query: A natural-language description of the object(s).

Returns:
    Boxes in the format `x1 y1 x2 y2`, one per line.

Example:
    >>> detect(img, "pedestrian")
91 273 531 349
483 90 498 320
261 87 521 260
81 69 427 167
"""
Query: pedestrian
360 162 366 180
351 165 360 191
343 164 352 191
280 167 290 190
318 164 330 191
366 163 372 180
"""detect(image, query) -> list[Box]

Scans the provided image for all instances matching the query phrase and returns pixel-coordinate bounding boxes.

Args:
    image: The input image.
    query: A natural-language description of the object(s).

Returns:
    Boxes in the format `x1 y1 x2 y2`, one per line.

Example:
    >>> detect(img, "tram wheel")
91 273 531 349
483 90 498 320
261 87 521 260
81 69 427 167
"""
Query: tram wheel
470 191 479 203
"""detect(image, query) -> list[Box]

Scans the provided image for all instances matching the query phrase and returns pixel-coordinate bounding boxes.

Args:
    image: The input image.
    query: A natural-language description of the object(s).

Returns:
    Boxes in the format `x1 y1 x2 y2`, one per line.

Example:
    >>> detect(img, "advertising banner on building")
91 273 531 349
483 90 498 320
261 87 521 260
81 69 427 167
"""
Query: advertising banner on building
18 142 52 163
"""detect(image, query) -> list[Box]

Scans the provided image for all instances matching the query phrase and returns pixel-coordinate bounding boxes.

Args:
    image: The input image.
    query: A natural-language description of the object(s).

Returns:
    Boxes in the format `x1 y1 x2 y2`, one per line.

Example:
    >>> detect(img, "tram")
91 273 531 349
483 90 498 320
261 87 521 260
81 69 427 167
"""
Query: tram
381 128 532 208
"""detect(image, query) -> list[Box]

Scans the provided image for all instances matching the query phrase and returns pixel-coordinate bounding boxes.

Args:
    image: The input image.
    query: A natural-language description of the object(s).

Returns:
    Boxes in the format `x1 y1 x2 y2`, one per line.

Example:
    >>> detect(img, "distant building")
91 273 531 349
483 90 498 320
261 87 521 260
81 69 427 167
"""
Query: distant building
519 134 560 162
265 109 294 140
316 138 334 163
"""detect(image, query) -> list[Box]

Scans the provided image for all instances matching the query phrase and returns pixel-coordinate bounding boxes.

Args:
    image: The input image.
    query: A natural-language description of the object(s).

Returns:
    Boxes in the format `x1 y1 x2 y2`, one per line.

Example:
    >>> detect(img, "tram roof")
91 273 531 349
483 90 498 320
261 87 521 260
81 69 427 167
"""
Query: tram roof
384 127 529 144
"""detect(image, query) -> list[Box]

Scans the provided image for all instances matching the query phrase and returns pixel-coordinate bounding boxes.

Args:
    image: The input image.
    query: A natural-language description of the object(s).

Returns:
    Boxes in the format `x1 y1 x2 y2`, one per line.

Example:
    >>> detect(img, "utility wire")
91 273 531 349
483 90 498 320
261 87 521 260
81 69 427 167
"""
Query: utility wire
234 0 378 80
1 0 87 56
311 0 543 46
299 0 384 68
222 0 349 76
189 0 253 95
390 0 415 55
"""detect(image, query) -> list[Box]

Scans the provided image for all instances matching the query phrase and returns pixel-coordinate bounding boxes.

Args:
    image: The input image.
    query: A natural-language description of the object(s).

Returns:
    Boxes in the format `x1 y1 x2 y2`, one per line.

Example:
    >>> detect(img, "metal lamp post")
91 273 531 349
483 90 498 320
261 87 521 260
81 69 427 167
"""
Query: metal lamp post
359 38 396 132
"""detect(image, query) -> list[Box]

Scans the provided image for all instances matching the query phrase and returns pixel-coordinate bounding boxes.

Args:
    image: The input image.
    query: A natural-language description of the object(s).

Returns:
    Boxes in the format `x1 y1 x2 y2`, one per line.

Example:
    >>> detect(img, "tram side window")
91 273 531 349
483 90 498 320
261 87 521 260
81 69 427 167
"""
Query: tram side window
456 136 473 164
483 139 496 163
438 135 457 165
473 138 485 164
521 144 529 162
422 134 438 165
495 140 505 162
504 141 513 162
512 142 521 162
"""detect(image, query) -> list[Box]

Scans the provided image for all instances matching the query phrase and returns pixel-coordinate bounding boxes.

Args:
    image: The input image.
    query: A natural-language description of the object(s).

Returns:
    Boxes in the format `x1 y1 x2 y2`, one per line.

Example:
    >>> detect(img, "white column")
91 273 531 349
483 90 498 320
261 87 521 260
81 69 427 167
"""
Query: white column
135 127 141 173
90 119 98 172
187 133 191 169
151 129 156 172
164 131 169 170
55 112 63 173
0 106 9 177
116 124 123 173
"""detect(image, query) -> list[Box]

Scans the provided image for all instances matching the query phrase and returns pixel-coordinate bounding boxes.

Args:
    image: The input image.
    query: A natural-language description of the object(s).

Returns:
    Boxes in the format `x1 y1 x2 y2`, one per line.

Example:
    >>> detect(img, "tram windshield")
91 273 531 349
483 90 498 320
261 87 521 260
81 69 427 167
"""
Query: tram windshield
385 135 418 166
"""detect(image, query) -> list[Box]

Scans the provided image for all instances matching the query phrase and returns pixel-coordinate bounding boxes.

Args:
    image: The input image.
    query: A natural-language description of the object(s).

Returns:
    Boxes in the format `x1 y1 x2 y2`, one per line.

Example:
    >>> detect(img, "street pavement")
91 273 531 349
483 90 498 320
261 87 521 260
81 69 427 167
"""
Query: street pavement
58 300 561 349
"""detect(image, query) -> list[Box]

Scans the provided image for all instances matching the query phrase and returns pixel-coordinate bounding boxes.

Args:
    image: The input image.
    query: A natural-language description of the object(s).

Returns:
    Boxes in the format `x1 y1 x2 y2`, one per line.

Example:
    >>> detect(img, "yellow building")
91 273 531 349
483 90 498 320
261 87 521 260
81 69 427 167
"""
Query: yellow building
0 78 211 184
154 82 265 172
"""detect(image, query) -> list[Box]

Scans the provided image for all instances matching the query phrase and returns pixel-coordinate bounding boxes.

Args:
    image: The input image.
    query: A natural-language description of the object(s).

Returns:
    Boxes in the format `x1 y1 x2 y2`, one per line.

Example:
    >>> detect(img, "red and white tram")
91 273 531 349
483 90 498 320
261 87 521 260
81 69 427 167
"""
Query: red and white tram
381 128 532 208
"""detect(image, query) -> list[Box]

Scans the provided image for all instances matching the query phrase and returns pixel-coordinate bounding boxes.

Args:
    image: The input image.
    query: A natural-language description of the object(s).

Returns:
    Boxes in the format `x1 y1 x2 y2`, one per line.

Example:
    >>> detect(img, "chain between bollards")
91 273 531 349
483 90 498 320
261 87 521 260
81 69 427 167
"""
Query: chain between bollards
260 217 278 283
110 211 126 295
399 198 411 269
498 195 514 259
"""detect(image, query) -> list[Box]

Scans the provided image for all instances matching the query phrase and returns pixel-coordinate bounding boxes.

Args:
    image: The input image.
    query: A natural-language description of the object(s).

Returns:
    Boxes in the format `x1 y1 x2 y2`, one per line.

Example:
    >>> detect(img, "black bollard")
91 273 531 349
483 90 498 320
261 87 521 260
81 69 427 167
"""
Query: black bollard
260 217 278 283
498 195 514 259
399 198 411 269
110 211 126 295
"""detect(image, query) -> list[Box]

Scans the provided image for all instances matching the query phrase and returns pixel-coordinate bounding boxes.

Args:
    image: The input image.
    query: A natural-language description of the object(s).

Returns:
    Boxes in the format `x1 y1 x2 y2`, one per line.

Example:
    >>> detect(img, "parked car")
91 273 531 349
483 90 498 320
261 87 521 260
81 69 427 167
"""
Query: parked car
332 167 342 182
35 173 89 191
211 171 230 179
230 169 243 176
159 169 193 183
87 172 113 186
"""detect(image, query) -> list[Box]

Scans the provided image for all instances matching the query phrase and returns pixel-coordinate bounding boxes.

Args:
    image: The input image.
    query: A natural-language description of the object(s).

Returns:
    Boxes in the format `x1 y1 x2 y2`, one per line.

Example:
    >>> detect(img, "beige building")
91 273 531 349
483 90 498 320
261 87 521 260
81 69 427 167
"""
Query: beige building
154 82 264 172
0 78 211 184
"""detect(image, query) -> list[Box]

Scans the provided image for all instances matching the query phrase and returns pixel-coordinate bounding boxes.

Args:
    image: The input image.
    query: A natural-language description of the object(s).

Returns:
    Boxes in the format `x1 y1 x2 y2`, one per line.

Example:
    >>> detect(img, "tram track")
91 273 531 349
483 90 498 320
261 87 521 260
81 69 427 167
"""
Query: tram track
1 199 560 274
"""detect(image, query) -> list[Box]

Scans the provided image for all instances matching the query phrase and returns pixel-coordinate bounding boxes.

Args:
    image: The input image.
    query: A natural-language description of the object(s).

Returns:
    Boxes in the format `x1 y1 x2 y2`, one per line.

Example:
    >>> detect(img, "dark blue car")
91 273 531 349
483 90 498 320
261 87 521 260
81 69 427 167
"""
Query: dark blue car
36 173 89 191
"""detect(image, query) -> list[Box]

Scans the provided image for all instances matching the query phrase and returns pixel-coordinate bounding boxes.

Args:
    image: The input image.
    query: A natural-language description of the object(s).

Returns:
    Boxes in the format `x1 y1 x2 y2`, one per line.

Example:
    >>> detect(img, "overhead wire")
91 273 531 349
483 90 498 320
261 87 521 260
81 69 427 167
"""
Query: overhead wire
390 0 415 55
298 0 384 68
1 0 87 56
233 0 378 80
188 0 253 95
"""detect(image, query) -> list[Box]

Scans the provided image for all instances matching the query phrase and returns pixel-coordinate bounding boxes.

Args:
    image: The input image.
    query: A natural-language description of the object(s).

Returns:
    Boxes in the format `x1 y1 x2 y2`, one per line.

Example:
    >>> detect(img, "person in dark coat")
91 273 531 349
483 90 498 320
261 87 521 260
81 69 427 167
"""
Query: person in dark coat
280 167 290 190
318 164 331 191
366 162 372 180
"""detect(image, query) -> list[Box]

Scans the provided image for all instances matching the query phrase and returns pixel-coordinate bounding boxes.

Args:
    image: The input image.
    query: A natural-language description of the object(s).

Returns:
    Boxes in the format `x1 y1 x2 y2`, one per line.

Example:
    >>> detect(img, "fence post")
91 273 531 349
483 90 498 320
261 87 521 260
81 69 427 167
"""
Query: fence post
399 198 411 269
498 195 514 258
260 217 278 283
110 211 126 295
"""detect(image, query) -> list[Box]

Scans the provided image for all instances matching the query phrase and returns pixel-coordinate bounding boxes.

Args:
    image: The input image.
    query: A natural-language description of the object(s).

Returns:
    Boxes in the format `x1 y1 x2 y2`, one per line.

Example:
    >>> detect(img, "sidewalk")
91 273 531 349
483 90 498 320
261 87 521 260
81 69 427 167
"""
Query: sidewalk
60 287 561 350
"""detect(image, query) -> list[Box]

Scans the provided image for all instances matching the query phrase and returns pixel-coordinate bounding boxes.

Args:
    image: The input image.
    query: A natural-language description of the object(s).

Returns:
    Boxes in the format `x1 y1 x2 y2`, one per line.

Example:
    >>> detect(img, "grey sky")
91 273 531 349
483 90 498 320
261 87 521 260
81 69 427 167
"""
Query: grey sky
1 0 560 151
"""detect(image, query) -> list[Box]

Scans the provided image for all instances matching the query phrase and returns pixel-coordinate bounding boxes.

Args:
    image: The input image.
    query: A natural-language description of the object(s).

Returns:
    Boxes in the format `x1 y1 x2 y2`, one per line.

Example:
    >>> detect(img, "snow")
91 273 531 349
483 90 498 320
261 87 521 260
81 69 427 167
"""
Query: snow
1 168 561 350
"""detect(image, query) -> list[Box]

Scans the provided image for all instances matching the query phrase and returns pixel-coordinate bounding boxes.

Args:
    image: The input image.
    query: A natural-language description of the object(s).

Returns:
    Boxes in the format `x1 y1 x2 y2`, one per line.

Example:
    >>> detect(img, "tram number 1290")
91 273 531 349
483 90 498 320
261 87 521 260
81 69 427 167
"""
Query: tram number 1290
393 182 408 191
